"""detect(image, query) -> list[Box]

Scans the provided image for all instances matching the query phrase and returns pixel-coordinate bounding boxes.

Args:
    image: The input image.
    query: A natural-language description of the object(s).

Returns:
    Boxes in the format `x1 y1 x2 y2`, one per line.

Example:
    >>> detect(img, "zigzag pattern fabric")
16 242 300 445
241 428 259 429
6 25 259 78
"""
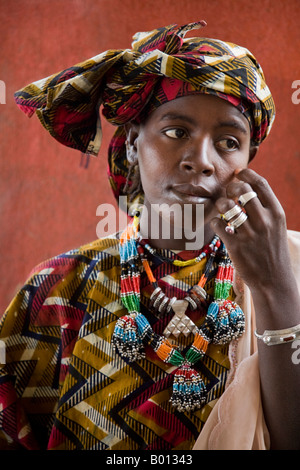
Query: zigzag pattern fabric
14 22 275 203
0 235 231 450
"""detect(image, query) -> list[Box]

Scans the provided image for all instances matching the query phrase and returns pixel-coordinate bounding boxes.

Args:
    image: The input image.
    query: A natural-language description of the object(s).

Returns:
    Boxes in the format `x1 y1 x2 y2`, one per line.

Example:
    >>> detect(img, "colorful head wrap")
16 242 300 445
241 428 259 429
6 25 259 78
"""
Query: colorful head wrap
14 21 275 202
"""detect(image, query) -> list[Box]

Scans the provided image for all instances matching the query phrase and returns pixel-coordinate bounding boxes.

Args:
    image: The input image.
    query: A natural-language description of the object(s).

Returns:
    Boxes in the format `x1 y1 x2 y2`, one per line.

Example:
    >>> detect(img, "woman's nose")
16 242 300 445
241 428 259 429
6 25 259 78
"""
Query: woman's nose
179 139 215 176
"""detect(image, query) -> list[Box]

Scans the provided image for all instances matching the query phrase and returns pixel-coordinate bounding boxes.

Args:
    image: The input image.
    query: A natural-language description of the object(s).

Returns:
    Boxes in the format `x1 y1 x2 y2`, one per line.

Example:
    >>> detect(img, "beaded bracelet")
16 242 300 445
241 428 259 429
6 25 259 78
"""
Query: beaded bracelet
254 324 300 346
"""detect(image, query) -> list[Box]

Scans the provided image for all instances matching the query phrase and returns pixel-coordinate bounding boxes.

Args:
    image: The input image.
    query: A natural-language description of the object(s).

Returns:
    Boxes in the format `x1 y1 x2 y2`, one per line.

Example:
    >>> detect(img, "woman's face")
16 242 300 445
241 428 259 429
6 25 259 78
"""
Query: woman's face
127 93 256 234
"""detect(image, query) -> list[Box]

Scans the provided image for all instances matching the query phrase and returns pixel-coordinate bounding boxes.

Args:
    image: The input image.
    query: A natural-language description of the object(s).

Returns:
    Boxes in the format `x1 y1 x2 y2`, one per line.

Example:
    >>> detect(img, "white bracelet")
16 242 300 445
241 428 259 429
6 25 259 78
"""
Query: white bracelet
254 324 300 346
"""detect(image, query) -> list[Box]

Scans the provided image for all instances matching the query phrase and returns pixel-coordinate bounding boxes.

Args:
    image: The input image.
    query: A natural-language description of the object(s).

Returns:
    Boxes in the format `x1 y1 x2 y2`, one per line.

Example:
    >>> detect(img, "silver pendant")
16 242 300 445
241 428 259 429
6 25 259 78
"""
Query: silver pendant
163 299 198 338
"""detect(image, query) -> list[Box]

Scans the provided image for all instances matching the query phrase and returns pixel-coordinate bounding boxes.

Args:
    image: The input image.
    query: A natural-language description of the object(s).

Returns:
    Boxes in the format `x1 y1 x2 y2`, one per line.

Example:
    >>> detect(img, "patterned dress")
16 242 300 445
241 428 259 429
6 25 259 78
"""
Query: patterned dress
0 234 231 450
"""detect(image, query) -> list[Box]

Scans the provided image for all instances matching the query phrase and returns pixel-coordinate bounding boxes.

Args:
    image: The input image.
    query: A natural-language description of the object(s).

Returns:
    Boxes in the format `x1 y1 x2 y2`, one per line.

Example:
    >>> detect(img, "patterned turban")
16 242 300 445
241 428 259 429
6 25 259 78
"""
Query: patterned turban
14 21 275 202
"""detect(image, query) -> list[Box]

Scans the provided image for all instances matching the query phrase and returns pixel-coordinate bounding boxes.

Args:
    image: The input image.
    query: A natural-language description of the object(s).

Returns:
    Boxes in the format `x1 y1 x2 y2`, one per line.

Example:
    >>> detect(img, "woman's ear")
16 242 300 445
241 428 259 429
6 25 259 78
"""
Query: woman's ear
124 122 140 165
249 145 259 163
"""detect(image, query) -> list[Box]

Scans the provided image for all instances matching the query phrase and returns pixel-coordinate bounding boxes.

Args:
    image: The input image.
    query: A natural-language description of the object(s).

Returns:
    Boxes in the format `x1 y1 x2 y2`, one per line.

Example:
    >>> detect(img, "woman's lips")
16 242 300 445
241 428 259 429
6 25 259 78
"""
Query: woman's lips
171 183 212 203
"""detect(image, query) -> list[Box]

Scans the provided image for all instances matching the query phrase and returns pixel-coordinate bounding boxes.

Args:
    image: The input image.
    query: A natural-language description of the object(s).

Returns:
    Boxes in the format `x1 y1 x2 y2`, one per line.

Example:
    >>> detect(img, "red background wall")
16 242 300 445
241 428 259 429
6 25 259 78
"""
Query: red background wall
1 0 300 314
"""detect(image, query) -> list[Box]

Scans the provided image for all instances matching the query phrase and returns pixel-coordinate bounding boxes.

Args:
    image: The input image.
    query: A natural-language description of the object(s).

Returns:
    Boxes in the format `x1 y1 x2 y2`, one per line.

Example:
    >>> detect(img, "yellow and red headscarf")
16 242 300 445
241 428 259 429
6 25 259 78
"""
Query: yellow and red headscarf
14 21 275 200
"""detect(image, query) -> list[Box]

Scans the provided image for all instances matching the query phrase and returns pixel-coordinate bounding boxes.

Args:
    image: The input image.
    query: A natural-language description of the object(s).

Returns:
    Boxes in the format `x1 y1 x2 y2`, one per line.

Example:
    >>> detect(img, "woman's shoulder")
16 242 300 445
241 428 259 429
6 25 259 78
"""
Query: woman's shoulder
29 232 121 278
2 233 122 323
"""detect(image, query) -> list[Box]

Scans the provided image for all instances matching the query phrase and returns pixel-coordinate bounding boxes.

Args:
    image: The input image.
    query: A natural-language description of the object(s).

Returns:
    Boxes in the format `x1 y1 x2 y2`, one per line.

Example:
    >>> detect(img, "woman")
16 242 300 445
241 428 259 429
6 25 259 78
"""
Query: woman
1 21 300 450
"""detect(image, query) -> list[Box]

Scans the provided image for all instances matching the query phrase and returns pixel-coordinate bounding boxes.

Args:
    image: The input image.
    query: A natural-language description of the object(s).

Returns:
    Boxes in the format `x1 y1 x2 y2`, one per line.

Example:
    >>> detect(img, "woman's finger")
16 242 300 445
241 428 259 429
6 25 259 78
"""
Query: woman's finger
234 168 282 213
213 197 252 239
224 180 263 220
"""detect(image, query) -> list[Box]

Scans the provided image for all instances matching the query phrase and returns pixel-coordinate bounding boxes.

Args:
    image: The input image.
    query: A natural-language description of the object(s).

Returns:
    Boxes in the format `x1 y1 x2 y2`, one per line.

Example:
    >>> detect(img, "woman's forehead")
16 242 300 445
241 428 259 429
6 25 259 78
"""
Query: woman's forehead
143 94 250 133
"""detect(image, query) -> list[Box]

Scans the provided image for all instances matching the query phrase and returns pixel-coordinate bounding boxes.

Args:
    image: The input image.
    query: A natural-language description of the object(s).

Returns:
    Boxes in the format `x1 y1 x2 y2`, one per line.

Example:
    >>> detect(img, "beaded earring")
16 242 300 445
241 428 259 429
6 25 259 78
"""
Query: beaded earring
112 214 245 412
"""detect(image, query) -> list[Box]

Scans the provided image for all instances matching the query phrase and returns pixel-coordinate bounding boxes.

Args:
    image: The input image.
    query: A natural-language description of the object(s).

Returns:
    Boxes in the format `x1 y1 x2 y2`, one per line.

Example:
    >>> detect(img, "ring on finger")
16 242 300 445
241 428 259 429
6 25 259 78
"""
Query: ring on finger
231 211 248 229
221 204 243 222
238 191 257 207
224 211 248 234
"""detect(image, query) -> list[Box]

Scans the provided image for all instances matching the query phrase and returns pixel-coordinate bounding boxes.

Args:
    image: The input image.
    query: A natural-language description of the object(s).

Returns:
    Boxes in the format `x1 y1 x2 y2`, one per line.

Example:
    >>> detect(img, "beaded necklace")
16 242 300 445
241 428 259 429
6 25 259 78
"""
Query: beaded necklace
138 233 218 267
112 214 245 412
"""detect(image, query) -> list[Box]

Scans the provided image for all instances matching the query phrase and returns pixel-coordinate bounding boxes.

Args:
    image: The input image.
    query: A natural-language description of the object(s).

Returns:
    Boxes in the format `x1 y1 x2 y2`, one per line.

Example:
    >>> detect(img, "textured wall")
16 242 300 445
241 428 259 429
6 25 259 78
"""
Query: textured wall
1 0 300 313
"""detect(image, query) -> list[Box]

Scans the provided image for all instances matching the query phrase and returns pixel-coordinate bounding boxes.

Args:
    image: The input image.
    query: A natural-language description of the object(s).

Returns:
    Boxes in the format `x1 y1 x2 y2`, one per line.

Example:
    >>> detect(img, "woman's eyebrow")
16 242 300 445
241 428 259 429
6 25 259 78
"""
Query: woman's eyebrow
159 113 197 125
159 113 249 134
216 119 248 134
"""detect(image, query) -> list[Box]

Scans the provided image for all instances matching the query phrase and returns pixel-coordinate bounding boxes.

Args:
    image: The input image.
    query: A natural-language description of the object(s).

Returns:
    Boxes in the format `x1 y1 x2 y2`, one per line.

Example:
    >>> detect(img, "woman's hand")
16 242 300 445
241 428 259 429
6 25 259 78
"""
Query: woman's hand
210 168 291 295
213 169 300 450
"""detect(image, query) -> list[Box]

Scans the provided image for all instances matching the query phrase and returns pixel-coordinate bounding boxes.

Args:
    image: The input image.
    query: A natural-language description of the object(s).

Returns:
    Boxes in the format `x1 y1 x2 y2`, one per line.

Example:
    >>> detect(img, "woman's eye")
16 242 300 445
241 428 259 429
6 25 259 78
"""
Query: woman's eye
164 128 187 139
217 138 239 151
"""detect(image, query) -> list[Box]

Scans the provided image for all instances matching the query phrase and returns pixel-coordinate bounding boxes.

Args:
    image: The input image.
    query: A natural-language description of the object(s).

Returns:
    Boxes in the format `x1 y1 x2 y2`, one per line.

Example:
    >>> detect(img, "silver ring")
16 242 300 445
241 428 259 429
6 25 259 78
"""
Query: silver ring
231 211 248 229
238 191 257 207
166 297 177 313
153 291 165 309
222 204 243 222
224 211 248 234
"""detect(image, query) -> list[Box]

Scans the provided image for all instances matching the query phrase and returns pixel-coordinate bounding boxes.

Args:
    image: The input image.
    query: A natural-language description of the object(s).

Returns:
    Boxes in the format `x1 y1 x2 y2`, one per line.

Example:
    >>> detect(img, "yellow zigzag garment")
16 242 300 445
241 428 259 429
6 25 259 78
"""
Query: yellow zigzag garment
0 234 231 450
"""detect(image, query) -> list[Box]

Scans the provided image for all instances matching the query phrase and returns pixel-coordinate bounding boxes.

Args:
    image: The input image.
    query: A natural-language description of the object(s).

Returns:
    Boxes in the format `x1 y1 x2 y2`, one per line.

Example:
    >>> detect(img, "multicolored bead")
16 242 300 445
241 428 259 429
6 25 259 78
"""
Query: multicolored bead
111 214 245 413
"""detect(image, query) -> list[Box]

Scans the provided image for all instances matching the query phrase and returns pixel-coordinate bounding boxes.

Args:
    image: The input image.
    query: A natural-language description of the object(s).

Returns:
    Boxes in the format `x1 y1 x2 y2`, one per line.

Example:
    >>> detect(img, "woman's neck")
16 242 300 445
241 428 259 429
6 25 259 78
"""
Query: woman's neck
139 202 215 251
